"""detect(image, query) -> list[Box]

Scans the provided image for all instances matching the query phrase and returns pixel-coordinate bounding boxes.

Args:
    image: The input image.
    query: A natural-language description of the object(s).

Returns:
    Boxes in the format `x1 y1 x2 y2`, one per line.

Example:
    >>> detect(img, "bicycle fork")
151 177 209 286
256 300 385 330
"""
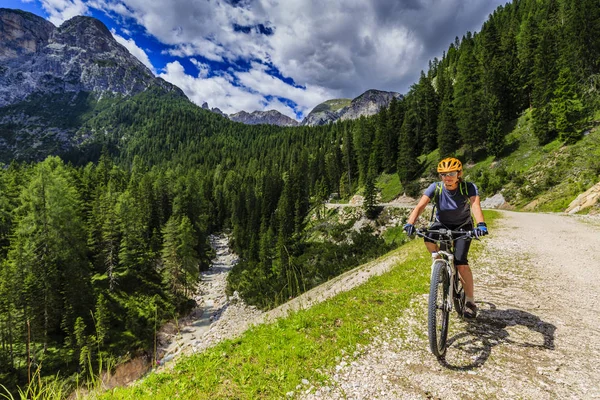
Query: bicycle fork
430 251 455 313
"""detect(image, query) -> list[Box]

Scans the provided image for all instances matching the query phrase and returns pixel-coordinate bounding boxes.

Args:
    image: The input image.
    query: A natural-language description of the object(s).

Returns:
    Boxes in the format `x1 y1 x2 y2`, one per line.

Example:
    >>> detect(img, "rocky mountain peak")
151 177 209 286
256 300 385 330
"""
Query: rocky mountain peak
0 8 55 60
301 98 351 126
52 15 114 52
338 89 402 122
229 109 299 127
301 89 402 126
0 8 183 108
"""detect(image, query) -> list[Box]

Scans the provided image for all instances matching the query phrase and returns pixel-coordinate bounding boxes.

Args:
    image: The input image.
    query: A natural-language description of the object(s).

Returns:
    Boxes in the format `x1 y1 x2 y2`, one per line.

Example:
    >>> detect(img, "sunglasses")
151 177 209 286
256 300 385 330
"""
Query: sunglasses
439 171 458 178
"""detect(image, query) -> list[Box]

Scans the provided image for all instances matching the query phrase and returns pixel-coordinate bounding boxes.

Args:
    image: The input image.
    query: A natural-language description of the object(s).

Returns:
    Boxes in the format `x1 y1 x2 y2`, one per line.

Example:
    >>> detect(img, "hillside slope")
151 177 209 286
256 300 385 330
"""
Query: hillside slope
102 211 600 399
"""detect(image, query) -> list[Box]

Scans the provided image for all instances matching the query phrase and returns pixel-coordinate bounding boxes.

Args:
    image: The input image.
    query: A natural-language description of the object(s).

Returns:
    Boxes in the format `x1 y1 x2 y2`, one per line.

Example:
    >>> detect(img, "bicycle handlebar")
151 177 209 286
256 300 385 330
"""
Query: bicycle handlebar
414 228 475 241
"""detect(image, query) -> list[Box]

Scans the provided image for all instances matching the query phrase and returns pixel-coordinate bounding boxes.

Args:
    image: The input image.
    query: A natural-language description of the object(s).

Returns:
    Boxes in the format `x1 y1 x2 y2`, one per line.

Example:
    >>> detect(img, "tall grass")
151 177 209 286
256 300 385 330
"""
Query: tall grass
0 365 66 400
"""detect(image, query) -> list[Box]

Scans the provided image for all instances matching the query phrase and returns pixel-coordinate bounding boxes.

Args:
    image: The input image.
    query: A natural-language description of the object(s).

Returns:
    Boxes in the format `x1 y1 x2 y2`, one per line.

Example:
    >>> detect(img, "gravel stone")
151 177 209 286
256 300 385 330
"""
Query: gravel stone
300 211 600 399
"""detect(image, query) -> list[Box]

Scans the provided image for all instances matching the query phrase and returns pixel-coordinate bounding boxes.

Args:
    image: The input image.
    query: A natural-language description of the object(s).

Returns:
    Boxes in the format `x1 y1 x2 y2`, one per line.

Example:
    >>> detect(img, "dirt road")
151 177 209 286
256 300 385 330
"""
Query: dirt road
302 210 600 399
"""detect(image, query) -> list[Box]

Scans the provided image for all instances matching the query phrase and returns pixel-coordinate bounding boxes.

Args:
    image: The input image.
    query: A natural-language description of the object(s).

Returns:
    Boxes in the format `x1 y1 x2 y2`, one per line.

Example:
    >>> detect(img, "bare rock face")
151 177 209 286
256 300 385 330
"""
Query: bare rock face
565 181 600 214
211 107 226 117
301 90 402 126
301 98 351 126
201 102 227 117
338 89 402 122
0 8 183 108
229 110 299 127
480 193 507 209
0 9 54 60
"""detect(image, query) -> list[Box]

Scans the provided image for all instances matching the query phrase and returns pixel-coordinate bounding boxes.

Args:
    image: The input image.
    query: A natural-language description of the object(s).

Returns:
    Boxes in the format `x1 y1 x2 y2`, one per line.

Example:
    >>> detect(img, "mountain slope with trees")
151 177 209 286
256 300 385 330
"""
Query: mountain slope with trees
1 0 600 395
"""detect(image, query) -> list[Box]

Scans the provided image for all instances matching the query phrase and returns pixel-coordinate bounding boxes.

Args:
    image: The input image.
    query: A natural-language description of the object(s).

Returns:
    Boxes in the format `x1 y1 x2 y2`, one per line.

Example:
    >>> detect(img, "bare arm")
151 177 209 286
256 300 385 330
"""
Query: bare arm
470 195 485 224
407 195 431 225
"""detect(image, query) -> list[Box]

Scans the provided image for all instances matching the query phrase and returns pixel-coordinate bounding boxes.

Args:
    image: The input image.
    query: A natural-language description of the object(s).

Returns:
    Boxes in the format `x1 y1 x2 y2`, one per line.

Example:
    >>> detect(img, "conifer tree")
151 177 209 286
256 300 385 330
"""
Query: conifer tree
531 21 558 144
341 127 357 195
516 6 538 109
454 32 486 159
352 117 372 185
437 81 459 158
94 294 110 350
372 107 388 174
325 139 343 195
384 97 403 173
551 67 584 143
363 155 378 219
416 71 439 153
7 157 92 350
397 96 421 188
486 104 506 157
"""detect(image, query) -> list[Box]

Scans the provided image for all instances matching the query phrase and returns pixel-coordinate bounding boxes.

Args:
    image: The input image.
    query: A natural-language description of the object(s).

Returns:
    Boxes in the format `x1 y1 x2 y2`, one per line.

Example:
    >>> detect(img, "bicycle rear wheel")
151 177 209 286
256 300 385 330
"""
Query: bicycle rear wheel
428 260 450 358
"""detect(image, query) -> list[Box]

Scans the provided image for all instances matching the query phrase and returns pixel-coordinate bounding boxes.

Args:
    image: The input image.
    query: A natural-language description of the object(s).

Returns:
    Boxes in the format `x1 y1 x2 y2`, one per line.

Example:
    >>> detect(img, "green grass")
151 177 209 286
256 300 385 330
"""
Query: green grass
456 108 600 212
376 173 402 202
100 211 499 399
104 243 428 399
382 225 405 245
311 99 351 114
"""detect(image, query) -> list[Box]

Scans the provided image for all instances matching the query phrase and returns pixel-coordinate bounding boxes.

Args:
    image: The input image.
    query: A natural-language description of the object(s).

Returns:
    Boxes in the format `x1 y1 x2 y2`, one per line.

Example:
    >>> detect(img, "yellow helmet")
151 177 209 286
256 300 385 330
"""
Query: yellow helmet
437 157 462 173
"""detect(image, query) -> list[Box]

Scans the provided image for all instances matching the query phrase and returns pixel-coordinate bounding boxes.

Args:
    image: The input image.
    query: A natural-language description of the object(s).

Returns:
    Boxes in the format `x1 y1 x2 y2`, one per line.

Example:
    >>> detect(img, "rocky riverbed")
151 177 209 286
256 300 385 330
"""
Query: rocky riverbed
155 234 262 367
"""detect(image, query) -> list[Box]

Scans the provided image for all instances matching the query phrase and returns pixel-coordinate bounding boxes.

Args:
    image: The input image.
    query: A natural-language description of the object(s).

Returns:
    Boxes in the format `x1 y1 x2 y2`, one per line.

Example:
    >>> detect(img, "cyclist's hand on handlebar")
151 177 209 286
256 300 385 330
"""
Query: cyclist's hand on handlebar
403 223 415 236
473 222 488 238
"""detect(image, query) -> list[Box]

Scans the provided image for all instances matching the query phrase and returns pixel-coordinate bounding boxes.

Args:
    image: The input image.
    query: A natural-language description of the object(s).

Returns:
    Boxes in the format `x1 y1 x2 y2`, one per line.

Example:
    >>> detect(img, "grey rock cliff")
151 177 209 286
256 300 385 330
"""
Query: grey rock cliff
338 89 402 122
229 110 299 127
0 8 183 108
301 90 402 126
301 98 351 126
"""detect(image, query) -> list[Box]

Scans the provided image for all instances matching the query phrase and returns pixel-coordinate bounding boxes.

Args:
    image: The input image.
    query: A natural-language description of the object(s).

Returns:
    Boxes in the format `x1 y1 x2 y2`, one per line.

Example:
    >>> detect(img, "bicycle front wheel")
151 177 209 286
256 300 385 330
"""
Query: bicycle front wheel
428 260 450 358
453 273 465 317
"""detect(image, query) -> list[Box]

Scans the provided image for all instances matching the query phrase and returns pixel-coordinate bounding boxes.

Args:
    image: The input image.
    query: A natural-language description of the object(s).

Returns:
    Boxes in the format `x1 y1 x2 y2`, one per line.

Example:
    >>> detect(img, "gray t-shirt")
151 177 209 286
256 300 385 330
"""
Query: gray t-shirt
424 181 478 226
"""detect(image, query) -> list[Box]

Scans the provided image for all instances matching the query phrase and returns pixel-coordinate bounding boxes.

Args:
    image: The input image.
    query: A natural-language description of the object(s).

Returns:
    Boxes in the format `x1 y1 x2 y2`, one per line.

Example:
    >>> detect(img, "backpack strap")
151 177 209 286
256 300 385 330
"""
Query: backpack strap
459 181 468 197
430 182 443 224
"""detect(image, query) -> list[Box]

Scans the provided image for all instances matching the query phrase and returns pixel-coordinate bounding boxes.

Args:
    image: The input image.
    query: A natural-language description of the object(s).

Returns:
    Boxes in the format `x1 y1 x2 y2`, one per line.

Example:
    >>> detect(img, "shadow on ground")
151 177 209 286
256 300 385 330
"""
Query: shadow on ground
440 301 556 370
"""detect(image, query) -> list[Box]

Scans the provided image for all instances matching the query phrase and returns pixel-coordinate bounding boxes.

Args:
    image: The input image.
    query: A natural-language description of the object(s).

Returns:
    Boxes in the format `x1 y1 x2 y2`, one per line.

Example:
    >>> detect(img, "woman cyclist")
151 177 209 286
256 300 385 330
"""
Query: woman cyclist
403 157 488 319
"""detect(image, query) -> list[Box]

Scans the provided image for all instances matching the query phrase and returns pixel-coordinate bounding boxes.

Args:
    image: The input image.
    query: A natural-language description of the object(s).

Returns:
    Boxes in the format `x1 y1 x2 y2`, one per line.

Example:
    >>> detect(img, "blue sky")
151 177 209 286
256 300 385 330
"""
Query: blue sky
4 0 507 120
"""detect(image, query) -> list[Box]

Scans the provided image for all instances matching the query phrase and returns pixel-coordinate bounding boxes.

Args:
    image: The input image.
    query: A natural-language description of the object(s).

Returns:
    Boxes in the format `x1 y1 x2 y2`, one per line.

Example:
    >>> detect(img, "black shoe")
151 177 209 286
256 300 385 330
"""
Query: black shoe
464 301 477 319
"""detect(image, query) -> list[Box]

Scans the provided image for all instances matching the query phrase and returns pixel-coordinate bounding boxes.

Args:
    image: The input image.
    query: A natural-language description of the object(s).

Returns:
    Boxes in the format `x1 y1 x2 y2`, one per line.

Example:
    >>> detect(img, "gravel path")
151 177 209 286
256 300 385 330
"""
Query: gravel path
300 210 600 399
153 212 600 399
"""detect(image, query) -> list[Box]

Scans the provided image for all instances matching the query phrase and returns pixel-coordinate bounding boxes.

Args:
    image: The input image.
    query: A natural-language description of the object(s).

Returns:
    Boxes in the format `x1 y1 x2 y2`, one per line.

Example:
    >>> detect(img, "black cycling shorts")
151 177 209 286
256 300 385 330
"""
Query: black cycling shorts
423 221 473 266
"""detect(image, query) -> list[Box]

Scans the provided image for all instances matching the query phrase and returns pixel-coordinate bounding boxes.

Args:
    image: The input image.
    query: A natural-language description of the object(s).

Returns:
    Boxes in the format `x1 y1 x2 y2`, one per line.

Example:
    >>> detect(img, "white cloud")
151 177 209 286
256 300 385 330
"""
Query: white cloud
159 60 333 120
43 0 506 115
91 0 503 97
236 63 334 113
87 0 134 19
40 0 89 26
159 61 264 116
110 29 156 74
190 59 210 78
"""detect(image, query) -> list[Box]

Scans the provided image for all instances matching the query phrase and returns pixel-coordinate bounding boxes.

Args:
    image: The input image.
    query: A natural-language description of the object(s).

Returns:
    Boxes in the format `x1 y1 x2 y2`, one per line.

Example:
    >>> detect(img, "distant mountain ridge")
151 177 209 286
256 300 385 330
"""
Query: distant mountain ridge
215 89 402 127
229 110 299 126
301 89 402 126
0 7 403 162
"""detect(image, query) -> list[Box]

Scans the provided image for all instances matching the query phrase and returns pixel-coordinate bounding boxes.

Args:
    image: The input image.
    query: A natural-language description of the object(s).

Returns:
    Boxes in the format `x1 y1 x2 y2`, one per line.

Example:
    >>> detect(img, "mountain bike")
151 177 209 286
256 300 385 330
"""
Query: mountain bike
415 228 475 358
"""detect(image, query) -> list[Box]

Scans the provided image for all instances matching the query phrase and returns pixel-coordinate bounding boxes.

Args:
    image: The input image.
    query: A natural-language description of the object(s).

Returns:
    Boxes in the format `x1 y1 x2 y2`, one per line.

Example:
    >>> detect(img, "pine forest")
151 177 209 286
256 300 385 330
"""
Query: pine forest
1 0 600 393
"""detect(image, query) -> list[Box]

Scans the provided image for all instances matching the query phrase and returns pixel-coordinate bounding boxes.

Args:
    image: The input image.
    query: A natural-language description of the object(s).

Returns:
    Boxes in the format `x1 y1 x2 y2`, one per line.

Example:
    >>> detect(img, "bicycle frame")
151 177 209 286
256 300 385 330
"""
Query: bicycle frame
423 228 472 309
415 227 473 357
